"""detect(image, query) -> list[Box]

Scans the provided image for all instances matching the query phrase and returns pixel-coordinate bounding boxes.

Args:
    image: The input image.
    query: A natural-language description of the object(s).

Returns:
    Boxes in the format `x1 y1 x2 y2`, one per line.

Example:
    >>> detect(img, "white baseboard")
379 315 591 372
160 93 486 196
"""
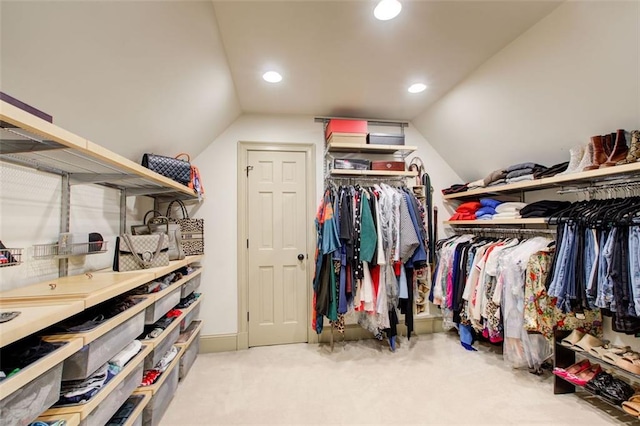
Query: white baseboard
198 316 444 352
199 334 238 353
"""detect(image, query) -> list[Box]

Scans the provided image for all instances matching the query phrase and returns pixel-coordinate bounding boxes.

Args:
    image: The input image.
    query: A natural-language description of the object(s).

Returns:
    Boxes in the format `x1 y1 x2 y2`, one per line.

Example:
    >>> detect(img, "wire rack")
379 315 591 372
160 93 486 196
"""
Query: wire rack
33 241 109 259
0 247 23 267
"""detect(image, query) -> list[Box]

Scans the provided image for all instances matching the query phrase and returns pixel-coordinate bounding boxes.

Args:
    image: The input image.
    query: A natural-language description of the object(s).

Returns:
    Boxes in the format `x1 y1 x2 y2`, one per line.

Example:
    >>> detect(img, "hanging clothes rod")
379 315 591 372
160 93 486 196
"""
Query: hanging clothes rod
557 178 640 194
453 227 556 236
326 175 407 185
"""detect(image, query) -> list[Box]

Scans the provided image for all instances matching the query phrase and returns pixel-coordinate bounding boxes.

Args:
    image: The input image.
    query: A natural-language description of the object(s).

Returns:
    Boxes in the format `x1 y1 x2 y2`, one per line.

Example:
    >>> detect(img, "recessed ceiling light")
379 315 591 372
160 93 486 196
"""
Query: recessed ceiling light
408 83 427 94
374 0 402 21
263 71 282 83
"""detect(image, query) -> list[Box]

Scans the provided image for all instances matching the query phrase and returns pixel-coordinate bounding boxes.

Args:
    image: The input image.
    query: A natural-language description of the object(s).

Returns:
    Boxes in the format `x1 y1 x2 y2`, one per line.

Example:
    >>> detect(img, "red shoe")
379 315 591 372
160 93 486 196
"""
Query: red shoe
566 363 602 386
553 358 591 378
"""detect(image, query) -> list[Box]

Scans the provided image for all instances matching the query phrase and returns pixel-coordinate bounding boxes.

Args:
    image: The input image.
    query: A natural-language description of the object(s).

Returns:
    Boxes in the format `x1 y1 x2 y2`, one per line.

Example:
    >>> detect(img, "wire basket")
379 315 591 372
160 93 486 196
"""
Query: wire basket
0 247 23 267
33 241 108 259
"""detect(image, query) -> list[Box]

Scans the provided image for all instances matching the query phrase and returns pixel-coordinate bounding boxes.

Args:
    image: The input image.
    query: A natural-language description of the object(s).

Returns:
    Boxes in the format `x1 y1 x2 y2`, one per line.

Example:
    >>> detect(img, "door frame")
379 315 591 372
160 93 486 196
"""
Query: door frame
237 142 317 349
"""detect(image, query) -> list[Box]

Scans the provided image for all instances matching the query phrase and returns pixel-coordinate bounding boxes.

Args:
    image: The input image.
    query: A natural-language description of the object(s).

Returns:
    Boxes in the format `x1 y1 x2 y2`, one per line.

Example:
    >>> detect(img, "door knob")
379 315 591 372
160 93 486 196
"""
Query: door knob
297 253 305 261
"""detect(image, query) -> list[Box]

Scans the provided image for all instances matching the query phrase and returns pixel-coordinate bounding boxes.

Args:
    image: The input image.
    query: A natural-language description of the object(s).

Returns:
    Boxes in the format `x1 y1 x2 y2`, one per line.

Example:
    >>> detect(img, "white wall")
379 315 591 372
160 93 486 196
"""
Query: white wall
194 114 461 336
0 162 152 291
413 1 640 182
0 0 241 163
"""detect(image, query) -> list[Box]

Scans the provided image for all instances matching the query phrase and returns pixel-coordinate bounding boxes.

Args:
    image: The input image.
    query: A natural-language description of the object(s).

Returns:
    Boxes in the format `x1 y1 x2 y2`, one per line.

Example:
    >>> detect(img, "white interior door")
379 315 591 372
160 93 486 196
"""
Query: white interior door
247 149 308 347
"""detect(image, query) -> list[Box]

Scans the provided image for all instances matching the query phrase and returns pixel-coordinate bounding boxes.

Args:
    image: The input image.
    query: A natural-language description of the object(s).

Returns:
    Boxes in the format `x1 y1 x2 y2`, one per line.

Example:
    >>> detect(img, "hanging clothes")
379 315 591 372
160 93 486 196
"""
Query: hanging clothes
312 182 431 344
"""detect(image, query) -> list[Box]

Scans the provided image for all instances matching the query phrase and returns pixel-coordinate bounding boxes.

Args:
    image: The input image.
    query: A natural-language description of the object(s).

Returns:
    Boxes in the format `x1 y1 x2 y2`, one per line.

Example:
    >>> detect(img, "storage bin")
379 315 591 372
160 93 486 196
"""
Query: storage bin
367 133 405 145
371 161 405 171
180 302 201 332
333 158 370 170
144 323 180 370
179 331 200 381
142 364 179 426
106 393 146 426
145 287 180 325
0 359 62 426
180 273 201 299
325 119 367 139
80 363 144 426
62 310 145 380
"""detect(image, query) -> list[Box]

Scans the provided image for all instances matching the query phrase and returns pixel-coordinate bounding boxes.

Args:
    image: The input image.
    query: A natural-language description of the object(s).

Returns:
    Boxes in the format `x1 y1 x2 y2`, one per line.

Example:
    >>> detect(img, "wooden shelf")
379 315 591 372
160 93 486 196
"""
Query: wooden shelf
36 412 81 426
0 101 200 201
175 320 203 349
327 143 417 154
43 343 153 419
0 300 84 348
0 337 83 400
147 255 204 280
329 169 418 177
443 161 640 200
443 218 549 225
141 312 182 349
44 296 153 345
0 270 155 308
134 345 184 395
122 392 152 426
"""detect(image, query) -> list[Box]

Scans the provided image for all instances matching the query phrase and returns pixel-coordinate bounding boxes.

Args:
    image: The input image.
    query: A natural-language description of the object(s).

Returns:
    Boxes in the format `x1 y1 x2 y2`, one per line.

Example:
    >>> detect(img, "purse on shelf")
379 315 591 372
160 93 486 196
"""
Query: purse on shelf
113 233 169 272
141 153 191 186
166 199 204 255
131 210 185 261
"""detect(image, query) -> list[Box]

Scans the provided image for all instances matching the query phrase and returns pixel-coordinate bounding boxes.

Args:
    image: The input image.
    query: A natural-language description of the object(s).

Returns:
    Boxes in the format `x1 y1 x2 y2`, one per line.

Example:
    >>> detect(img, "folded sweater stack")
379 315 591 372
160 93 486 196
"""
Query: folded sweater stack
493 202 527 219
475 198 503 220
520 200 571 218
505 163 547 184
449 201 481 221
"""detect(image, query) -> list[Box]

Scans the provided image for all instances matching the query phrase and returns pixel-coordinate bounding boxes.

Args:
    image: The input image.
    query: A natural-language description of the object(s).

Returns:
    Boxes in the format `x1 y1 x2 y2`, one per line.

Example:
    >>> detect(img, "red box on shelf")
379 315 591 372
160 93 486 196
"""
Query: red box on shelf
371 161 405 171
325 119 367 139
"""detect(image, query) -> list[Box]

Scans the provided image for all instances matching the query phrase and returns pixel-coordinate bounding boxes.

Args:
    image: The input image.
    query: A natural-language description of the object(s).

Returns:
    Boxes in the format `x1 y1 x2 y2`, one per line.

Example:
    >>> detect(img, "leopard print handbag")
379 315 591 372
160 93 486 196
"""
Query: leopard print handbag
166 199 204 255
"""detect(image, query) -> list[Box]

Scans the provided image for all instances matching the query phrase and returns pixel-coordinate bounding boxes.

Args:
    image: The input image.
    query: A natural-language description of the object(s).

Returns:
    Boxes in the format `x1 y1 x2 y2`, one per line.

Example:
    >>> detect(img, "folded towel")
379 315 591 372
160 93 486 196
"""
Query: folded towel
495 202 527 213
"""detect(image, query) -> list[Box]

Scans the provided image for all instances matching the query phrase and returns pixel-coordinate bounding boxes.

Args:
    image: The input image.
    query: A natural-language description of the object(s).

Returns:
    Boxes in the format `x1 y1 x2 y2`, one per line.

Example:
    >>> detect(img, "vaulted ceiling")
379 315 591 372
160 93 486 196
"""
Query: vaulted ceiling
0 1 561 163
213 0 562 120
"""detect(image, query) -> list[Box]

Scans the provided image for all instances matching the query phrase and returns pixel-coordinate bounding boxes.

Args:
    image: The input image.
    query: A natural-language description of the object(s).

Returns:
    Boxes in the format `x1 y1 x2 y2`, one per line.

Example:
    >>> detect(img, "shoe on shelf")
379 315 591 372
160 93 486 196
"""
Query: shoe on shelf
617 130 640 165
616 352 640 375
573 333 603 352
622 400 640 418
553 358 591 378
560 329 585 348
565 363 602 387
577 141 596 172
590 344 630 363
599 376 636 406
585 371 614 395
584 135 607 170
601 129 629 167
558 145 585 175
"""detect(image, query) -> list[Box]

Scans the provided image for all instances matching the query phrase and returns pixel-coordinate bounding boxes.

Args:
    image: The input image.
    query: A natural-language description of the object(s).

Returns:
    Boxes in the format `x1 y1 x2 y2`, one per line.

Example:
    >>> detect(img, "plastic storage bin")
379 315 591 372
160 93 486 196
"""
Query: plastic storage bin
80 363 144 426
142 365 179 426
62 310 145 380
180 302 201 332
179 331 200 381
145 287 180 325
180 273 201 298
0 361 62 426
144 323 180 370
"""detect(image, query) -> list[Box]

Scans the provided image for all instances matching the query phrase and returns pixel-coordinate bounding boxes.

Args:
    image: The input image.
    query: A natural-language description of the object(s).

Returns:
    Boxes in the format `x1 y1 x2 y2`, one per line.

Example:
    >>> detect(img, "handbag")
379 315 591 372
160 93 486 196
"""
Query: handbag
131 210 185 261
113 233 169 272
141 153 191 186
166 199 204 255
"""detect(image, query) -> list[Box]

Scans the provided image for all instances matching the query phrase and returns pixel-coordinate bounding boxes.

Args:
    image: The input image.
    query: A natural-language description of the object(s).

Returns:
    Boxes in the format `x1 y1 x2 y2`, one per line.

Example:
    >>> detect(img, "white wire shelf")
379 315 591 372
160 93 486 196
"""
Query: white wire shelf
0 247 23 267
33 241 109 259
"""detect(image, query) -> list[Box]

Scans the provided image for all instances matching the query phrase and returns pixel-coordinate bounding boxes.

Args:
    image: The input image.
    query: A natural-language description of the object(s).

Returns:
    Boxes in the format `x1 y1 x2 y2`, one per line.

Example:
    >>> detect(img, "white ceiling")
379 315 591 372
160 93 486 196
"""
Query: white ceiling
213 0 562 120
